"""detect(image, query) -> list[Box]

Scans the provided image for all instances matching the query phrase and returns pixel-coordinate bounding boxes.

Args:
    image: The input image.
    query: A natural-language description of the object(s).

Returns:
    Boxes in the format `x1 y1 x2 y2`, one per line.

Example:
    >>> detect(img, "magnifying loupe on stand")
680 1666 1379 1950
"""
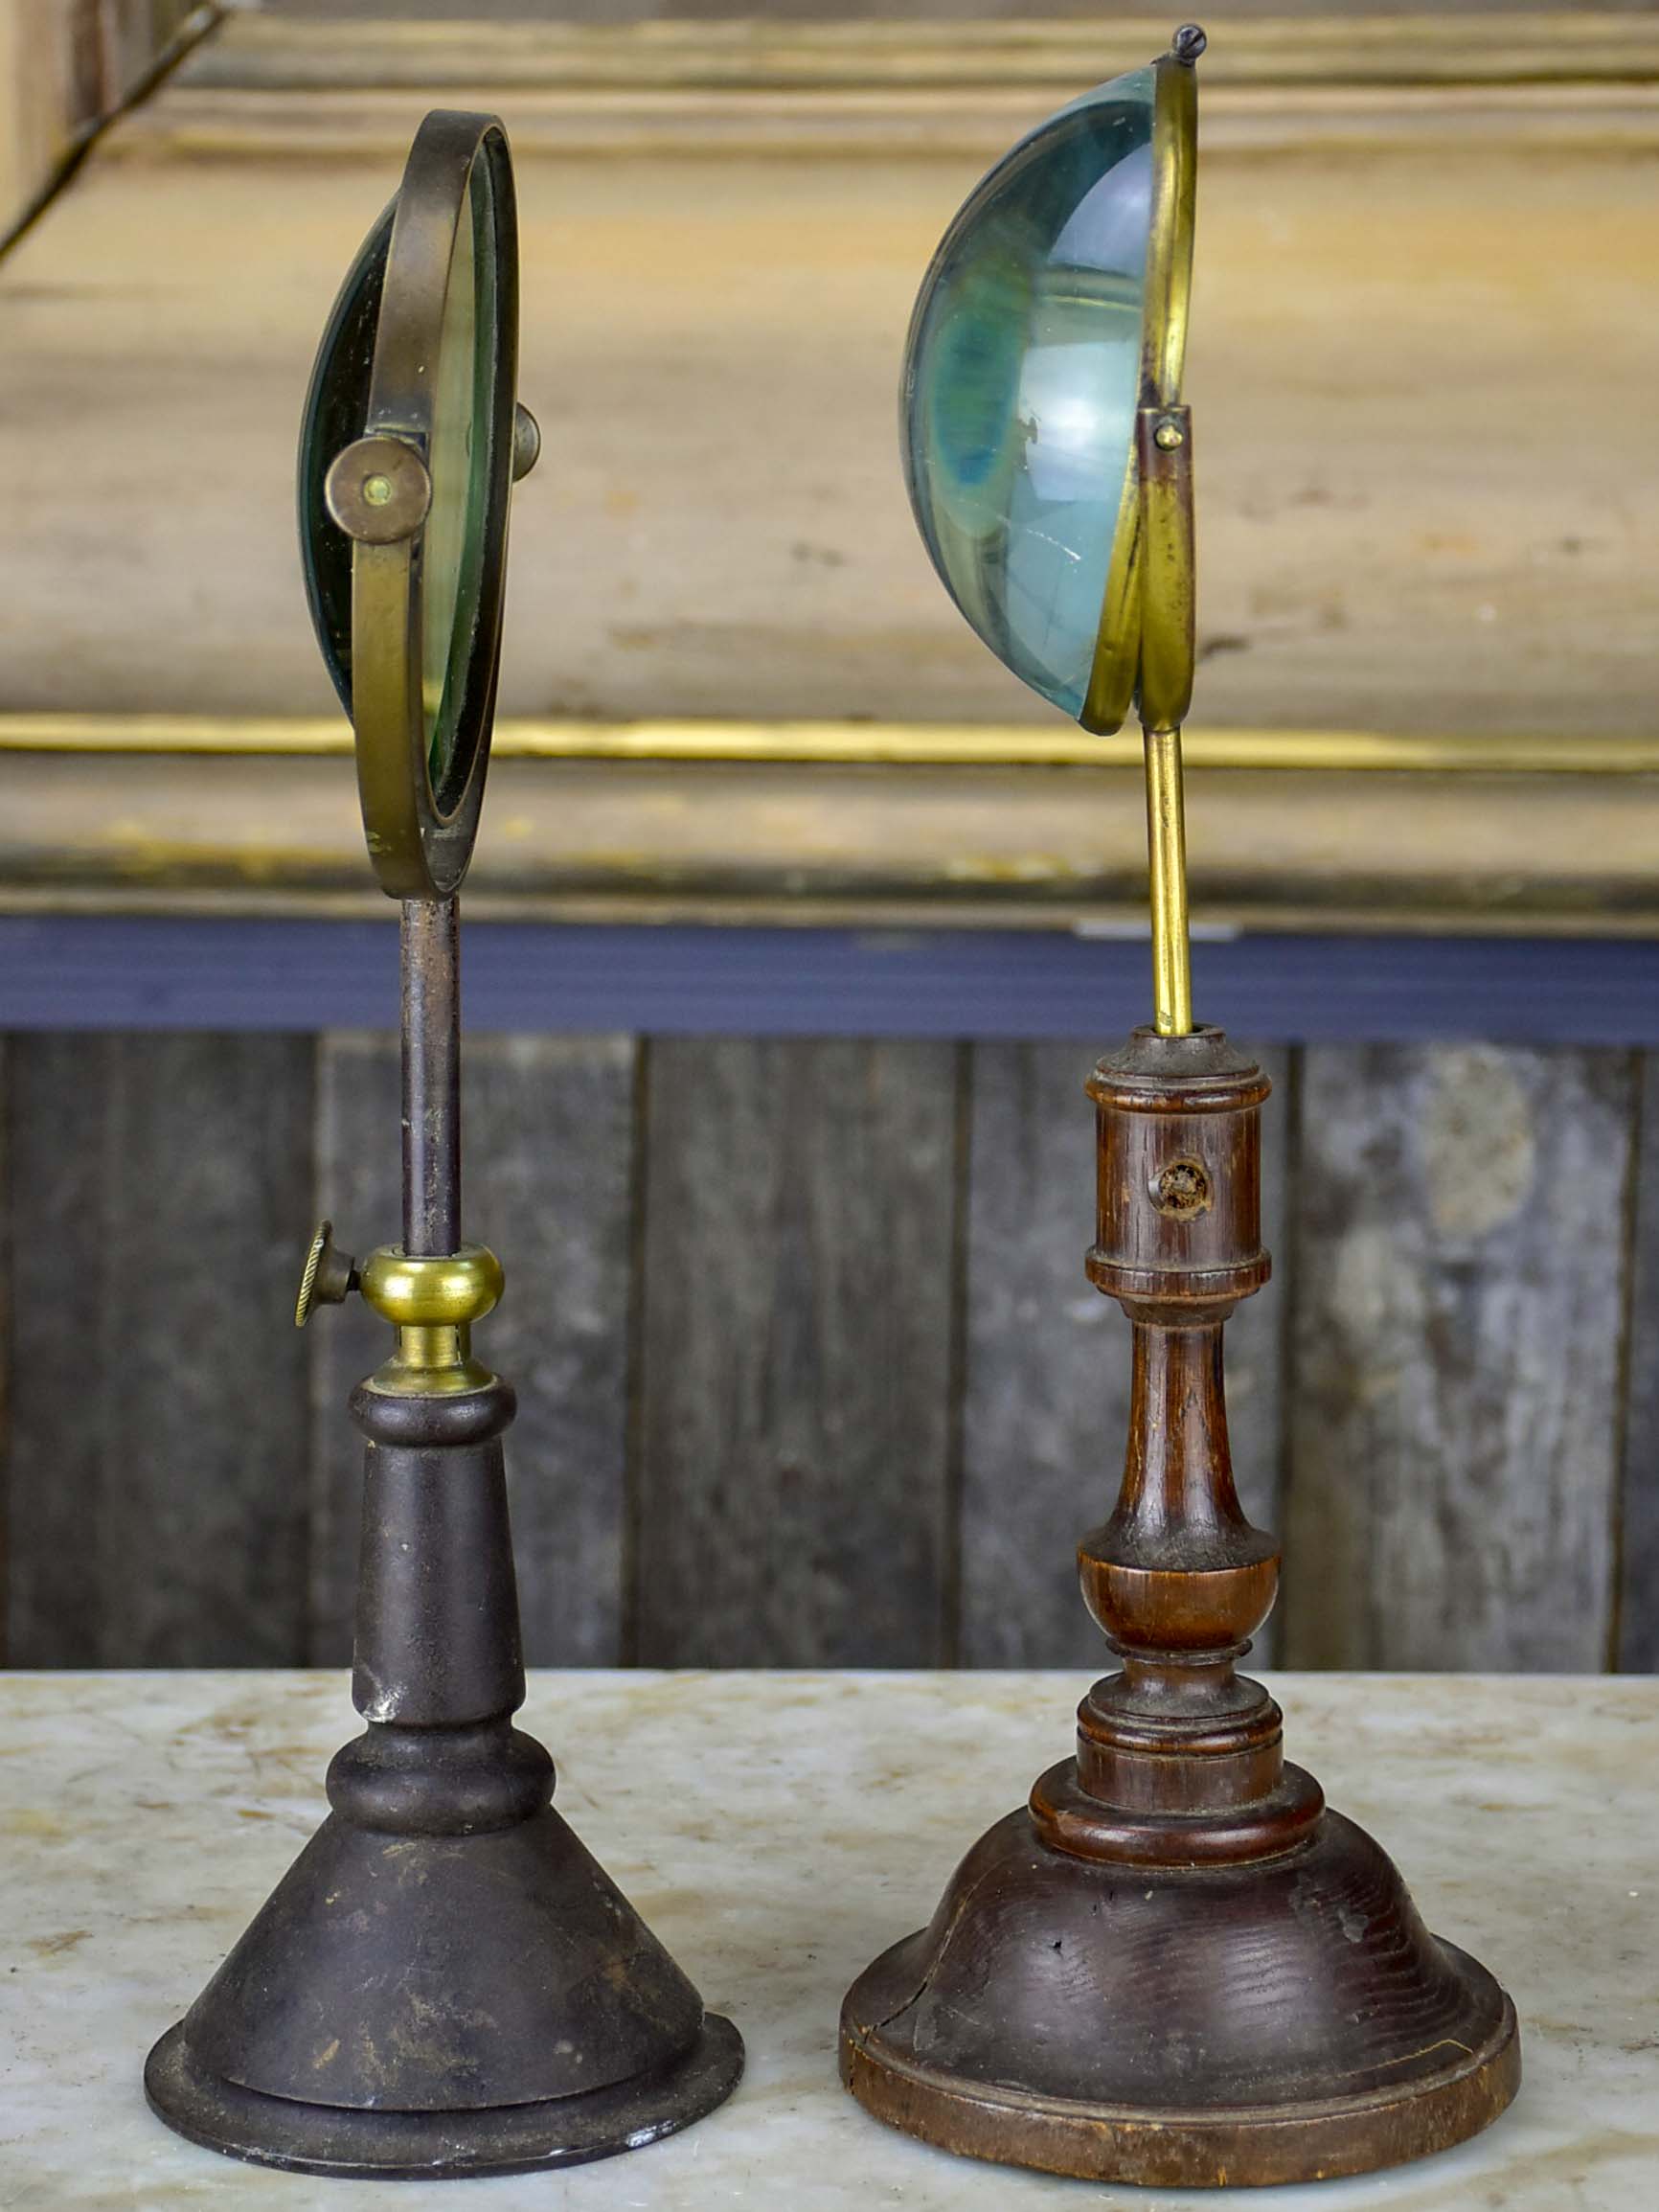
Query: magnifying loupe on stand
144 110 742 2180
841 29 1519 2187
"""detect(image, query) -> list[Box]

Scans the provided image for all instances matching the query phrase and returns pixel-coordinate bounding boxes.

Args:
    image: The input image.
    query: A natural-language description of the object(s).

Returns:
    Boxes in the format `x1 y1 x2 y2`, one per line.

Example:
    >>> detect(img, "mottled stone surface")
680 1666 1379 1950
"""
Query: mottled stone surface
0 1670 1654 2207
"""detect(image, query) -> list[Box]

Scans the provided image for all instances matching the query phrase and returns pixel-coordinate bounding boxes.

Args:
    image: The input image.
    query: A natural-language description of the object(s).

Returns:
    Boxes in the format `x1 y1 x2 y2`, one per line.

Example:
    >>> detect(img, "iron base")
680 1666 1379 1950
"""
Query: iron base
146 1791 743 2179
147 2014 743 2180
841 1794 1519 2188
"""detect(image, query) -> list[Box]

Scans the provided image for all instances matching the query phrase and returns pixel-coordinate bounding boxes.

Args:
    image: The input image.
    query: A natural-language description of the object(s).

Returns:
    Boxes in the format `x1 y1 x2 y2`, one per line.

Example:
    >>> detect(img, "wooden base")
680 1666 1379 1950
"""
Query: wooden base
840 1029 1520 2184
841 1785 1520 2188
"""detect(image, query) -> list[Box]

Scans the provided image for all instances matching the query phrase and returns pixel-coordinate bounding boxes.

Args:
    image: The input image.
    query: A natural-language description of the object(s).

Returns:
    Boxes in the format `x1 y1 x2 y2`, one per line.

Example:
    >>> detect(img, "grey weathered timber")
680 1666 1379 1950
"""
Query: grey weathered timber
465 1032 636 1667
308 1030 635 1667
634 1038 959 1667
1617 1052 1659 1671
6 1033 312 1665
4 1022 1652 1678
958 1039 1290 1668
307 1031 400 1664
1284 1043 1632 1671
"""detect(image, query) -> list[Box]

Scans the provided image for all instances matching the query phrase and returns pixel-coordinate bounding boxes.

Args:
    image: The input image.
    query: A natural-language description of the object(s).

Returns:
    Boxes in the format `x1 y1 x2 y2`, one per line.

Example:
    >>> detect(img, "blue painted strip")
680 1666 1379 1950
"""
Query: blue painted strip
0 916 1657 1042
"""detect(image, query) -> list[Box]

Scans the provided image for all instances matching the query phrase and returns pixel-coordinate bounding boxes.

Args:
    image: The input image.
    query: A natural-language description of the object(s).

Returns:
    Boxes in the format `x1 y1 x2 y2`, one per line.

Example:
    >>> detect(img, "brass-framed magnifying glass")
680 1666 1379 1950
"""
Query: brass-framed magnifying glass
902 24 1200 1034
299 108 538 903
145 112 741 2180
844 28 1520 2186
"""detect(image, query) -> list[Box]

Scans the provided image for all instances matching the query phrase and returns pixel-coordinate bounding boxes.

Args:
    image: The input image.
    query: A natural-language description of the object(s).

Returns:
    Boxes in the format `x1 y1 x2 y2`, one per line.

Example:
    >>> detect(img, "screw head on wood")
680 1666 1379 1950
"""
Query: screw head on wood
1151 1157 1212 1219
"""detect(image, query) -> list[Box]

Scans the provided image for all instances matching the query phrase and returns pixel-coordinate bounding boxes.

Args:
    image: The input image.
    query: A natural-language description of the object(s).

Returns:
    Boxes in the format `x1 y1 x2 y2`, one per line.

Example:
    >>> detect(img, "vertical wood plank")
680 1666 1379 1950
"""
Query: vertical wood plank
308 1030 635 1668
1284 1043 1630 1671
466 1034 634 1668
307 1031 399 1664
6 1033 312 1666
0 1037 7 1660
2 1035 100 1665
1 0 201 241
1616 1053 1659 1671
958 1039 1290 1668
634 1038 960 1668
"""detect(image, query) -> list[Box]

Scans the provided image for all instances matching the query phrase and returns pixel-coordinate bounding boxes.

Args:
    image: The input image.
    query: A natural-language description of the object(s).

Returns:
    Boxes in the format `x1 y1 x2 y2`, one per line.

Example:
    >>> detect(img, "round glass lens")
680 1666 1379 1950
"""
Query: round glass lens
298 205 394 714
901 68 1154 719
421 159 498 809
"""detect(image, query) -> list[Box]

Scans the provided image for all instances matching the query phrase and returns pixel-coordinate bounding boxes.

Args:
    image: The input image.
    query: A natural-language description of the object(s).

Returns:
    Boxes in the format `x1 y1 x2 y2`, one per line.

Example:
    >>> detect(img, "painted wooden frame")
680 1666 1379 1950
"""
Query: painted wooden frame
0 11 1652 931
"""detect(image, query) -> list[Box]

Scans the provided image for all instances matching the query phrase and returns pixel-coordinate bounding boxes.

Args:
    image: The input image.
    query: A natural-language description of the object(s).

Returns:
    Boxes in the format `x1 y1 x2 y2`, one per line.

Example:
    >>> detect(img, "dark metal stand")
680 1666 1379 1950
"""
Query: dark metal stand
147 901 740 2178
841 1028 1518 2187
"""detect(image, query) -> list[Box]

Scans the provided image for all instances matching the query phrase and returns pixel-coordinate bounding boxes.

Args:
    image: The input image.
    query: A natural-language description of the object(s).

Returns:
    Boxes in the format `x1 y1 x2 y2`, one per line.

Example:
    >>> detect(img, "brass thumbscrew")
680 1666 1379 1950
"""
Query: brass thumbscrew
295 1220 360 1328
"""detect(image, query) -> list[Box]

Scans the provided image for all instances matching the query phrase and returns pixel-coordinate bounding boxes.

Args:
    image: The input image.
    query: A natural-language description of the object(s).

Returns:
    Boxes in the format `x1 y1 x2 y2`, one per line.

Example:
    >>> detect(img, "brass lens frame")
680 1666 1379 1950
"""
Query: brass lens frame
326 110 520 901
1079 34 1198 740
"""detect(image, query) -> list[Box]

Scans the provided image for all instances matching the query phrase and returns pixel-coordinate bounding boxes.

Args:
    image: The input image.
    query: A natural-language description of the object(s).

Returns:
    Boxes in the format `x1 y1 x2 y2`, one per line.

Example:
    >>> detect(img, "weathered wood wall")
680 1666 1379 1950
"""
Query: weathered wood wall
0 0 205 242
2 1029 1648 1673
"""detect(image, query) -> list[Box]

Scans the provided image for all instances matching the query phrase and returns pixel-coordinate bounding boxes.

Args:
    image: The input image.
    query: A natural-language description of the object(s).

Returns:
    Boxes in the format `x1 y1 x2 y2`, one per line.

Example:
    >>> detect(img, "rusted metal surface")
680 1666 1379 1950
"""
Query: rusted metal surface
401 897 461 1256
146 1348 742 2176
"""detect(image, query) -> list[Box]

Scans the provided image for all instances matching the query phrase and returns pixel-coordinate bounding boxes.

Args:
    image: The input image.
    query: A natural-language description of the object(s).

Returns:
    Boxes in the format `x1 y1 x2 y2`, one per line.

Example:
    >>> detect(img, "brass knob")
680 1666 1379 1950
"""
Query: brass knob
511 402 541 483
295 1220 360 1328
323 434 432 544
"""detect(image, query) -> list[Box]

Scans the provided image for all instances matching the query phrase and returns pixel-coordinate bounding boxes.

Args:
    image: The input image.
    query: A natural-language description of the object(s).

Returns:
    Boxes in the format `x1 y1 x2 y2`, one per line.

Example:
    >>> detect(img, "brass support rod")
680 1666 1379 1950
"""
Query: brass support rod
401 897 461 1256
1143 722 1193 1036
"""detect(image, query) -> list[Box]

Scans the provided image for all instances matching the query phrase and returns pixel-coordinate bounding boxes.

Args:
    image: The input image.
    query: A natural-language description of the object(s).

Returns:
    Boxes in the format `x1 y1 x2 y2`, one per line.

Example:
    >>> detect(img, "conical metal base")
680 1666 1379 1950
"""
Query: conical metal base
841 1791 1518 2189
147 1801 742 2179
146 2016 743 2180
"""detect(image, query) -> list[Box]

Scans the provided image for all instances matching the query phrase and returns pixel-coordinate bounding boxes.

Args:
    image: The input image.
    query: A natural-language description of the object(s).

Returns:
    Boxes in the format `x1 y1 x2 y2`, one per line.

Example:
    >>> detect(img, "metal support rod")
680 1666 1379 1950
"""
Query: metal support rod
401 897 461 1255
1143 723 1193 1037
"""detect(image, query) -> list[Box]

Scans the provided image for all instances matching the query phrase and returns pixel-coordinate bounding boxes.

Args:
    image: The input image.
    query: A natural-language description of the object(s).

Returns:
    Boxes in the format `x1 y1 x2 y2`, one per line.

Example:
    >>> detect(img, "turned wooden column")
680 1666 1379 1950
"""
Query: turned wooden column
1032 1021 1323 1865
842 1015 1519 2186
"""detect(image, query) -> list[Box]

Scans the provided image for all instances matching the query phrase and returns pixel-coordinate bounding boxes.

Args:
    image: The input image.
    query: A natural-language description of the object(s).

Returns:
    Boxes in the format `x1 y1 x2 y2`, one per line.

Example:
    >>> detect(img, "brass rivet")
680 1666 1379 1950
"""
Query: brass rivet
1154 420 1184 451
511 402 542 484
324 435 432 543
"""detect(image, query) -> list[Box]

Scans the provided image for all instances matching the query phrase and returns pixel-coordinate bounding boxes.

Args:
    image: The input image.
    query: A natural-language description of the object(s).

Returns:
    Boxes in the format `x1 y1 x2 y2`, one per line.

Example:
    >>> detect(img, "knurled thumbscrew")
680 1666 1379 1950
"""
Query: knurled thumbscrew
295 1220 360 1328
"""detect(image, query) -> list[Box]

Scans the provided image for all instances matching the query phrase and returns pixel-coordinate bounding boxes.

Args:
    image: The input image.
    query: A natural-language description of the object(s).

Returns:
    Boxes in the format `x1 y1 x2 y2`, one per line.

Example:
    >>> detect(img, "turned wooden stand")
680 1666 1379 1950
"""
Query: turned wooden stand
841 1026 1520 2188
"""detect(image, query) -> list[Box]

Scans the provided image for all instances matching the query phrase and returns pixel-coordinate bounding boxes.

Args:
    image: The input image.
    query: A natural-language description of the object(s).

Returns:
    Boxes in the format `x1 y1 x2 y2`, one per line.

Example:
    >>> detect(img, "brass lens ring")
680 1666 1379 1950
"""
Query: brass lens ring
338 111 523 901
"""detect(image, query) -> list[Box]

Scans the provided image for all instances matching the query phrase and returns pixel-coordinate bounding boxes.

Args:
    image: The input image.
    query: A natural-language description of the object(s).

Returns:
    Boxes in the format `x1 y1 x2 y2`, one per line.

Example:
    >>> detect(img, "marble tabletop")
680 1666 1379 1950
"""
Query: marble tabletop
1 1669 1654 2209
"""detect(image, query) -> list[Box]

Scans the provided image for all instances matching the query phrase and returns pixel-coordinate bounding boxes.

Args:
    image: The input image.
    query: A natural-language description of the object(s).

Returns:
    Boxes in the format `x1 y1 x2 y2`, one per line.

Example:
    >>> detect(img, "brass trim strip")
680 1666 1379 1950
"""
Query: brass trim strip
2 716 1653 776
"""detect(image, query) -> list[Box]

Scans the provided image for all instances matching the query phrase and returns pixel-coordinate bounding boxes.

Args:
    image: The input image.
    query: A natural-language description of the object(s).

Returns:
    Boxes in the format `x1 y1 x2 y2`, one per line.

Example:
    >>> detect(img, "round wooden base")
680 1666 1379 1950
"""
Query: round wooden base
841 1791 1520 2189
146 2013 744 2180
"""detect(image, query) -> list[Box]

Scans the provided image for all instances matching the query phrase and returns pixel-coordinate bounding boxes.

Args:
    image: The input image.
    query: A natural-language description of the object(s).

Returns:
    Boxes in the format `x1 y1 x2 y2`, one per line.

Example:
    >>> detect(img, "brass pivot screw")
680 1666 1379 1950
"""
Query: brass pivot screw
324 434 433 543
296 1220 360 1327
1153 417 1185 451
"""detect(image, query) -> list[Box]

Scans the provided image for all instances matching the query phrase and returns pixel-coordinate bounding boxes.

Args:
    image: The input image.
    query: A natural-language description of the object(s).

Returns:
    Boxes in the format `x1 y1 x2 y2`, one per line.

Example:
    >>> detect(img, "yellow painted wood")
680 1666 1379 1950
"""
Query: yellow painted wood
3 751 1657 935
4 53 1648 741
0 10 1652 916
3 713 1659 775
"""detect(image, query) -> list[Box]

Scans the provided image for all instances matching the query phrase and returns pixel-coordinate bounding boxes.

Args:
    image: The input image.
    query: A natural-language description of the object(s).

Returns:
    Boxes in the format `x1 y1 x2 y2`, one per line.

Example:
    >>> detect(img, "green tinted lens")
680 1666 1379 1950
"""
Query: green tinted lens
421 161 496 805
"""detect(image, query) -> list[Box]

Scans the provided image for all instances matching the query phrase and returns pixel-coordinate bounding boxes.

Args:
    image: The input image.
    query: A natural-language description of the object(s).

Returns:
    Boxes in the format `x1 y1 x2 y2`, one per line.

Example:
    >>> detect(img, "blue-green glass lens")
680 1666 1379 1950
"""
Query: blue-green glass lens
902 68 1155 718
